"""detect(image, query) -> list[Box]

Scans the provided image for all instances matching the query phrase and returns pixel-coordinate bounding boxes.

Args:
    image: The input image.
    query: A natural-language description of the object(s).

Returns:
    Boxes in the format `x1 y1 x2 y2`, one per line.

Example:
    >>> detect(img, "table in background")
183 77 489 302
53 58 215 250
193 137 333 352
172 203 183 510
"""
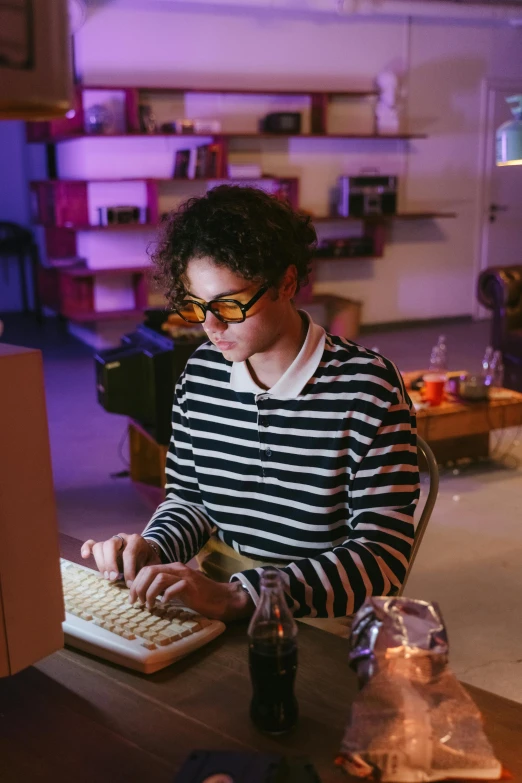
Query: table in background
2 534 521 782
403 371 522 464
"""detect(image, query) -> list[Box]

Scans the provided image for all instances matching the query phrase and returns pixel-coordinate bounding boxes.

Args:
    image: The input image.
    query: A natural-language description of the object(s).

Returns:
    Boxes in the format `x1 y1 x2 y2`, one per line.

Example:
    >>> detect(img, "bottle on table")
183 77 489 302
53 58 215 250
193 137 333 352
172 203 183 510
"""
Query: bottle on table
247 568 298 735
425 335 448 405
429 334 448 373
482 346 494 385
489 350 504 389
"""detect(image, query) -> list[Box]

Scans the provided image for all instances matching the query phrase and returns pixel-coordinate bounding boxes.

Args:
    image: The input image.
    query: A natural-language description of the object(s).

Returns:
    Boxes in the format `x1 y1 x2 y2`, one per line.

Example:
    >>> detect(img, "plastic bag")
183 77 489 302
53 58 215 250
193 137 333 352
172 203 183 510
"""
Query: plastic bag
336 597 502 782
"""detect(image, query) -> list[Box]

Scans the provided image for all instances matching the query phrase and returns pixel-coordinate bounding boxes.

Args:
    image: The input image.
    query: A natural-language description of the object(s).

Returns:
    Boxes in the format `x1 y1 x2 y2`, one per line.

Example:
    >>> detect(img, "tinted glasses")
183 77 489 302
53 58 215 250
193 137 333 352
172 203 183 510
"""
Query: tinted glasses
175 284 269 324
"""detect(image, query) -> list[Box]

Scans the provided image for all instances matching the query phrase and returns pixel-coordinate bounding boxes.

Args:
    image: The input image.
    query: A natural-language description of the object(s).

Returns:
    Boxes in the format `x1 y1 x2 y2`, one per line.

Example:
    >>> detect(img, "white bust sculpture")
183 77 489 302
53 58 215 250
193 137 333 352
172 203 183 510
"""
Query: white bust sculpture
375 70 400 135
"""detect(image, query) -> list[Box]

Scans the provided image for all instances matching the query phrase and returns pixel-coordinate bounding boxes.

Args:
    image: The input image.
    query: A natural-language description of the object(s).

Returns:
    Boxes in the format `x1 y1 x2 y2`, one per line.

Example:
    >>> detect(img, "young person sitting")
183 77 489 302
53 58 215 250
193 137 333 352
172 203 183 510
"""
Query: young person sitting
82 186 420 632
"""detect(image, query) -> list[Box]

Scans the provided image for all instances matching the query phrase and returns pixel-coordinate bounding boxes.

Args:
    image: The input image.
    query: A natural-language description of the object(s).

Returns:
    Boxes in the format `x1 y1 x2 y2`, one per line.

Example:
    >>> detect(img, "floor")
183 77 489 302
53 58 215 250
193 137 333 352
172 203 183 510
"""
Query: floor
3 312 522 704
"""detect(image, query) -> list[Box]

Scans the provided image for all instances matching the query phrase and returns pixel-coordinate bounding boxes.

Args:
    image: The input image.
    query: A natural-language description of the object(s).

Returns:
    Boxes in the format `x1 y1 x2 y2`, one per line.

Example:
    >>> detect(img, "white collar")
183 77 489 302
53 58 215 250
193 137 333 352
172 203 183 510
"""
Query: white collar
229 310 326 399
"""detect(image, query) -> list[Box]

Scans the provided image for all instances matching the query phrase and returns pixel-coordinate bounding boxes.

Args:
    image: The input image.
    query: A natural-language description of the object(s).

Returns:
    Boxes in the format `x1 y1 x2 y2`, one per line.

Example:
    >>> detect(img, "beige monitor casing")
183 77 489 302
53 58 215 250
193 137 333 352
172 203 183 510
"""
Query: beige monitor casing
0 344 64 676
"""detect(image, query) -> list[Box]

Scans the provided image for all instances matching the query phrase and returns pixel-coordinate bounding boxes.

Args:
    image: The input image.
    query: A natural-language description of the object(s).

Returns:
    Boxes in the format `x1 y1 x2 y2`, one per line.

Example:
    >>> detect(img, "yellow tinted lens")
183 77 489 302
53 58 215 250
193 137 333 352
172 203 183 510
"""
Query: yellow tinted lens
212 301 244 322
177 301 205 322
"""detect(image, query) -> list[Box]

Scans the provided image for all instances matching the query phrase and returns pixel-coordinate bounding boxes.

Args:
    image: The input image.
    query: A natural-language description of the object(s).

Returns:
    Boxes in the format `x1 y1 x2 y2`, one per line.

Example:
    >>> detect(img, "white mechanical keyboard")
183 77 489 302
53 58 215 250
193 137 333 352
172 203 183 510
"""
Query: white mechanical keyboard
60 558 226 674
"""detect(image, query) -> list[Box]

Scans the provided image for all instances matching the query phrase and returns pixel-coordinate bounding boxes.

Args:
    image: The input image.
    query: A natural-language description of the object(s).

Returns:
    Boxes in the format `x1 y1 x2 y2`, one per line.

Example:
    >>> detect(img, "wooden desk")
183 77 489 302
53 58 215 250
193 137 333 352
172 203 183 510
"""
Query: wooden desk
2 534 521 782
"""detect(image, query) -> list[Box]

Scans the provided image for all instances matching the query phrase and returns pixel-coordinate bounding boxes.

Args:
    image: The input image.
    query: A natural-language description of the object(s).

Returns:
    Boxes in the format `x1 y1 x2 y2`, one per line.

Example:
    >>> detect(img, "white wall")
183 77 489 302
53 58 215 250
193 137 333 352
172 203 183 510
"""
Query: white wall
67 2 522 324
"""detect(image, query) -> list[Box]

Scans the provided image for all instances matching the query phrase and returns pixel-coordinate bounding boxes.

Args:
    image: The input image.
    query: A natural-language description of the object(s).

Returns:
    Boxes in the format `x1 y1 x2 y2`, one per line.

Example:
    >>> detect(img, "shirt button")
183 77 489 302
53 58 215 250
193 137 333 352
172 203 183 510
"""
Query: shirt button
259 417 269 428
265 448 272 458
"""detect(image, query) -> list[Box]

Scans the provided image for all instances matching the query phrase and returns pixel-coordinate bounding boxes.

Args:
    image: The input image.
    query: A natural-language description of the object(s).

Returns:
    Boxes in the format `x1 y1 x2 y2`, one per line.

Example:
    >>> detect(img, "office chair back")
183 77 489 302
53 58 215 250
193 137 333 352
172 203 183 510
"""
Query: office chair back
398 434 439 596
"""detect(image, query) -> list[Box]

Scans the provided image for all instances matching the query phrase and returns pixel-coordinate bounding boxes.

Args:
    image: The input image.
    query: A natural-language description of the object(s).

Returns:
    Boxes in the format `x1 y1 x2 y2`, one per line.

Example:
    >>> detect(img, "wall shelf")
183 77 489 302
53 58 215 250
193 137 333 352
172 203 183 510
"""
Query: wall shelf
63 308 146 323
313 212 457 222
29 177 298 235
93 85 379 97
26 83 423 143
51 224 156 231
59 265 151 277
27 131 427 143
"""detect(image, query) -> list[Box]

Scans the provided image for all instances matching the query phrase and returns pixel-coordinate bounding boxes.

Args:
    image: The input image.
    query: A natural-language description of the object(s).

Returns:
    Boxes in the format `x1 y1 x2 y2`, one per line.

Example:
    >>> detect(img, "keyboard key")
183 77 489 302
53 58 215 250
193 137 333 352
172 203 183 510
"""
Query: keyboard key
181 620 202 633
153 634 169 646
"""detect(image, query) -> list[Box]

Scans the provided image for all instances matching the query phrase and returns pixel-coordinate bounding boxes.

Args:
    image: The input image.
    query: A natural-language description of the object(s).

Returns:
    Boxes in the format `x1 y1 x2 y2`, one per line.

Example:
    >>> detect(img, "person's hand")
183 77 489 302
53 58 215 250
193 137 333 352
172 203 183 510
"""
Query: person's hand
128 562 254 622
81 534 161 586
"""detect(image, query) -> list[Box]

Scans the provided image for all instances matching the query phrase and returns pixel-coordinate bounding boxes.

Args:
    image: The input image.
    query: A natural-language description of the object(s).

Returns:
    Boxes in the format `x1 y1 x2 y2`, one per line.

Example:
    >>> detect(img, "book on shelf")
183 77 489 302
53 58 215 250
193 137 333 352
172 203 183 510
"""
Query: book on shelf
173 148 192 178
194 145 209 179
206 143 223 178
174 143 224 179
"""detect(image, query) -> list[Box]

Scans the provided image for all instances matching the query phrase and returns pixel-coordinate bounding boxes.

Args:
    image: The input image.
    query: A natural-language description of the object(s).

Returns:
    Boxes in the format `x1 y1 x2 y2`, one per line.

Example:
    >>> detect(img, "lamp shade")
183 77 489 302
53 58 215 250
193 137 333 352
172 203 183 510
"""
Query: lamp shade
496 95 522 166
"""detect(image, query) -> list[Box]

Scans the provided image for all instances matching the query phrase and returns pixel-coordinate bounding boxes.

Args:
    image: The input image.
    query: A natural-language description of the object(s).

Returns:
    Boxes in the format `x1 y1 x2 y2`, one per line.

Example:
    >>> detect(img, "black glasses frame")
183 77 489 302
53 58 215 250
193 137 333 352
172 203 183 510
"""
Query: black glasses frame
176 284 269 324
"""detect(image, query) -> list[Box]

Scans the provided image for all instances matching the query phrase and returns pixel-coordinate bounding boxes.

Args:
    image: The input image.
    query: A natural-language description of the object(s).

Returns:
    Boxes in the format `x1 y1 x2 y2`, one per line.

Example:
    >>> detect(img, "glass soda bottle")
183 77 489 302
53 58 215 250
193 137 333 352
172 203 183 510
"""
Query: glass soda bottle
247 568 298 734
482 346 494 385
490 350 504 389
429 335 448 372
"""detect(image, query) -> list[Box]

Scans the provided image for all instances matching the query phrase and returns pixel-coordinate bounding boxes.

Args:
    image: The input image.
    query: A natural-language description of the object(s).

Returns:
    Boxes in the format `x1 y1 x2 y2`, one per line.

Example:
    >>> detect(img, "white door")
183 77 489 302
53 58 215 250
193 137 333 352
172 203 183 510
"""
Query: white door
478 85 522 299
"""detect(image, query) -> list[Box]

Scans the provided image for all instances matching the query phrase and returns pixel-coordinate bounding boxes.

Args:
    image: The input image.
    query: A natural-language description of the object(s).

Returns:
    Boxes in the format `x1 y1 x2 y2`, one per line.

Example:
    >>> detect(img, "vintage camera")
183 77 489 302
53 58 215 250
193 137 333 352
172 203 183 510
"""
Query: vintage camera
262 112 302 134
337 173 398 217
97 206 148 226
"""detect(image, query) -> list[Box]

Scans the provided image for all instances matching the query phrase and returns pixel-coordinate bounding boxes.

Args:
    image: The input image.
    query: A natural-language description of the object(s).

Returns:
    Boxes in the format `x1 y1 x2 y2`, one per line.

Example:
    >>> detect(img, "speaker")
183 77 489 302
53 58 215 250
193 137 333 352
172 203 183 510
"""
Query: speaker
337 174 398 217
0 344 63 677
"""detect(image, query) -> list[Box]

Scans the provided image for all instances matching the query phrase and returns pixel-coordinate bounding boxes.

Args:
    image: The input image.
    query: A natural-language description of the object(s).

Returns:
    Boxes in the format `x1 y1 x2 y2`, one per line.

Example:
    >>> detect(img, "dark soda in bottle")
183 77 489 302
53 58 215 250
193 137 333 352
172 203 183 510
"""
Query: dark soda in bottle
247 568 298 734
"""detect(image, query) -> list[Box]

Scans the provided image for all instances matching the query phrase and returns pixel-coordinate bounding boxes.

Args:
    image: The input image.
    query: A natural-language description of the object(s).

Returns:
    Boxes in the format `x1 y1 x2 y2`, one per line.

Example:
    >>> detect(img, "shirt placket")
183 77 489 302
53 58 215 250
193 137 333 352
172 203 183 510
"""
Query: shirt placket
256 392 272 480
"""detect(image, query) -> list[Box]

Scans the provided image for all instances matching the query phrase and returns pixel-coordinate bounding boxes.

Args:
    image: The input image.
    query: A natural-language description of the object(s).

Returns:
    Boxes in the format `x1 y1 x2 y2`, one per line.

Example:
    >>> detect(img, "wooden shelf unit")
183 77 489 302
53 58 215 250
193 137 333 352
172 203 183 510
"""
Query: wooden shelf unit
26 83 455 324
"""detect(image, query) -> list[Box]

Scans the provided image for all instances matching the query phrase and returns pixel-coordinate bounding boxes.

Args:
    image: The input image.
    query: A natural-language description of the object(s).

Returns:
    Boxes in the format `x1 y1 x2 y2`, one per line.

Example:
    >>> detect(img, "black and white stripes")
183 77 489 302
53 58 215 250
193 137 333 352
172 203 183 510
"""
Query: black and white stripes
143 333 420 618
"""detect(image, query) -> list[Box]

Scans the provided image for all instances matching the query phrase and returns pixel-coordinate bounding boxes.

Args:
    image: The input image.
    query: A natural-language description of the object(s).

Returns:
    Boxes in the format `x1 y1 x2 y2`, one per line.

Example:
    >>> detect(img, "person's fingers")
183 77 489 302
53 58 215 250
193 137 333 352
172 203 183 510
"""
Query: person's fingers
81 539 96 559
162 580 187 603
101 537 125 581
90 541 107 575
145 573 176 610
129 564 159 605
122 534 144 586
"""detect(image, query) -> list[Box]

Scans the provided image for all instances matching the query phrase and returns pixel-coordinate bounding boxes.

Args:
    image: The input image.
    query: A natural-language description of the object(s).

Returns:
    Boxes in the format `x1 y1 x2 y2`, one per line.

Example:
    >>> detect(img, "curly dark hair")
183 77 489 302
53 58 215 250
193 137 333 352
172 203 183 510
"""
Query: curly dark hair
149 185 317 307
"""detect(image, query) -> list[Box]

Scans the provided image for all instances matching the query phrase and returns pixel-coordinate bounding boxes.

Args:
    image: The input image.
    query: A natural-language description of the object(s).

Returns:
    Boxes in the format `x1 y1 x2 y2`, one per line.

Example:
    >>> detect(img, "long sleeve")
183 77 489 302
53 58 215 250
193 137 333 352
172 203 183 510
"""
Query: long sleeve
142 374 214 563
231 371 420 618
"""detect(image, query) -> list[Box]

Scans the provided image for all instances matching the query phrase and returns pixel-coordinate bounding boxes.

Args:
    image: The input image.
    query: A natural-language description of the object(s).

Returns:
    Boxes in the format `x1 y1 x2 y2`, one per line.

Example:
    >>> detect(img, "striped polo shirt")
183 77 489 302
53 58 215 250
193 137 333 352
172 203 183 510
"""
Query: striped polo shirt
142 312 420 618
